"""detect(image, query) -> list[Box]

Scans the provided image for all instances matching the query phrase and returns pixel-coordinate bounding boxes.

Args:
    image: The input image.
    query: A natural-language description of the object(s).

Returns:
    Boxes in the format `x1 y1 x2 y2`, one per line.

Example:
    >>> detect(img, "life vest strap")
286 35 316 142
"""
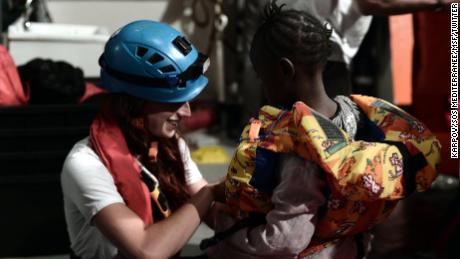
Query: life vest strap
249 119 261 143
137 159 172 219
149 141 159 162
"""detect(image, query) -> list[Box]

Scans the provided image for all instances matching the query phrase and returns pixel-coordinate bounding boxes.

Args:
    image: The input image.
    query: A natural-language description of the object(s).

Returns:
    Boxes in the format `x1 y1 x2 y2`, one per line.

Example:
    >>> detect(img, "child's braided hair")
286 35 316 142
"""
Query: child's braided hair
251 0 333 68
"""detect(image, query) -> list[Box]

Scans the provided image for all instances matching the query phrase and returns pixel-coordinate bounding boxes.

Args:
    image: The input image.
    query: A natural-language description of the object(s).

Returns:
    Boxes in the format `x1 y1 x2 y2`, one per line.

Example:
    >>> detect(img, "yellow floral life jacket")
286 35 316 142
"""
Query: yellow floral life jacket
225 95 441 256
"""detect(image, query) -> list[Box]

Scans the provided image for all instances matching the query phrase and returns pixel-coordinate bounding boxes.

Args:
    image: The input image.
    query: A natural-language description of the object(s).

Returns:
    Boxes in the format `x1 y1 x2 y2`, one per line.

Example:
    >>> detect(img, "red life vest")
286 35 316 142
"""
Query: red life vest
0 45 29 106
90 105 155 225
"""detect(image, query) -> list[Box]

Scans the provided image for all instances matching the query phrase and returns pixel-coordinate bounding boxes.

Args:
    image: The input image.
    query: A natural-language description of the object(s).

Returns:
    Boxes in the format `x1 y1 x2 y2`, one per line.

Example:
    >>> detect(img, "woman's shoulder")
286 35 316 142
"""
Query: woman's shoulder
176 136 192 159
66 137 98 160
61 137 109 185
177 136 188 151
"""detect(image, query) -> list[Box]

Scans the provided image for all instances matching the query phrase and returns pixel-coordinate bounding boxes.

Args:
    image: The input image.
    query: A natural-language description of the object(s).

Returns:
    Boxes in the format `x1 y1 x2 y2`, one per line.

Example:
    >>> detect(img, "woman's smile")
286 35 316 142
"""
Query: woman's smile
166 119 180 129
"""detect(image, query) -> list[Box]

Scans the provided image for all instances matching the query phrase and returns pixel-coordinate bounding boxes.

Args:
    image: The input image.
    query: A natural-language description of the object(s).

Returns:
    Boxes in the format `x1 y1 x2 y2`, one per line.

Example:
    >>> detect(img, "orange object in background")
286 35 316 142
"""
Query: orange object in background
413 11 457 175
0 45 29 106
390 11 458 176
412 11 451 132
390 14 414 106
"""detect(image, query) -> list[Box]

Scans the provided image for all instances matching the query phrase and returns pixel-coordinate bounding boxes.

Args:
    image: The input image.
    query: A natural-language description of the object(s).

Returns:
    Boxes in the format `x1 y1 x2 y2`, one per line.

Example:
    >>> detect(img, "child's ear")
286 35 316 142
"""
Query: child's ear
279 57 295 79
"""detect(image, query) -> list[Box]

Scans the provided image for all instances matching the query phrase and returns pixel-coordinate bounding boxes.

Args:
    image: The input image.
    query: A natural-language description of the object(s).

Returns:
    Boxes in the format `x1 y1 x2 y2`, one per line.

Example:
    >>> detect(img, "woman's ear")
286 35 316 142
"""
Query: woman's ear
279 57 295 79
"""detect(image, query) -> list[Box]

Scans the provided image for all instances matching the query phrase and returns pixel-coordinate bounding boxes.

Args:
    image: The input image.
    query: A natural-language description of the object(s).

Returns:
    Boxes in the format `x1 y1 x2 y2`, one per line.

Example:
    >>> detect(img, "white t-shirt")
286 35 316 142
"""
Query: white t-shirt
60 137 203 259
282 0 372 65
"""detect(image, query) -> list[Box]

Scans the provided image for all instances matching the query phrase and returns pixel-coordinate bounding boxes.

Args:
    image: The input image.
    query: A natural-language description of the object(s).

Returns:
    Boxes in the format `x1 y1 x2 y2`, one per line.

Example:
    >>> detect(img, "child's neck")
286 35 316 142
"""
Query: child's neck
296 77 338 119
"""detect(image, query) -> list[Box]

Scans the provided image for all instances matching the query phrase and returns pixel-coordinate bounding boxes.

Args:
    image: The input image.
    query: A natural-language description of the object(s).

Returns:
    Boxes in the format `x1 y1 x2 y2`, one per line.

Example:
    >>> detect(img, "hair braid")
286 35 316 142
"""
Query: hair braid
252 0 333 68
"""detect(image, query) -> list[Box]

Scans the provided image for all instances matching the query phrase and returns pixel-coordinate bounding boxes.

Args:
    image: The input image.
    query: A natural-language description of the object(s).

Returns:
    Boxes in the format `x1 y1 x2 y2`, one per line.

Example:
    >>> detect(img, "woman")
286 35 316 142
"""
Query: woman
61 20 222 259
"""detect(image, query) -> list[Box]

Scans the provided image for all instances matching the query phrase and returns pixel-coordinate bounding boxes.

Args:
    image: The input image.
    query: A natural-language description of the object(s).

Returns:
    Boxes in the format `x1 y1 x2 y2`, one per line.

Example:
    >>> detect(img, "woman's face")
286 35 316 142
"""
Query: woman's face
143 101 191 138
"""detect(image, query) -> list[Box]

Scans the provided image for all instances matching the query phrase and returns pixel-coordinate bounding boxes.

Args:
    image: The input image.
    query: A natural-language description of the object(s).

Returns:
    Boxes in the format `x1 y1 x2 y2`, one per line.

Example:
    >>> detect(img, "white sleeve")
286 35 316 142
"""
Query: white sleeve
178 138 203 186
61 144 125 223
212 155 327 257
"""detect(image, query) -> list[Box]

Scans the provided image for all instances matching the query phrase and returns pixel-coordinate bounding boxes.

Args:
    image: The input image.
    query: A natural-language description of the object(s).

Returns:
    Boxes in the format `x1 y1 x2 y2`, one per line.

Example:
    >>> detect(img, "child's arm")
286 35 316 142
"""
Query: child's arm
208 155 328 257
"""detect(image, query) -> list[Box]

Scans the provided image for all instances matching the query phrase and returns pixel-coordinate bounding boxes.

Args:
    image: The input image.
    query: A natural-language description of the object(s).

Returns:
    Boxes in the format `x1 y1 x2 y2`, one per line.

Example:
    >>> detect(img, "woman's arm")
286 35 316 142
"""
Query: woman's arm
188 178 208 195
62 140 223 259
187 177 228 230
94 184 217 259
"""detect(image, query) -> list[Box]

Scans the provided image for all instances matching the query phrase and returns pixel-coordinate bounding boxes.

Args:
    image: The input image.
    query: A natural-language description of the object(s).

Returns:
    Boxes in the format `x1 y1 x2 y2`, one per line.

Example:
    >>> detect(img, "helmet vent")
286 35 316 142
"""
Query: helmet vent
159 65 176 73
172 36 192 55
148 53 165 65
136 47 148 57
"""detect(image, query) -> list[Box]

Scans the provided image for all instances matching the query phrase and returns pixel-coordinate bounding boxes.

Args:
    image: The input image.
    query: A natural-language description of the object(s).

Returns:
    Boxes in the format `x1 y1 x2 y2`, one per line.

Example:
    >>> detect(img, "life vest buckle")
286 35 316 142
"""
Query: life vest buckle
248 118 261 143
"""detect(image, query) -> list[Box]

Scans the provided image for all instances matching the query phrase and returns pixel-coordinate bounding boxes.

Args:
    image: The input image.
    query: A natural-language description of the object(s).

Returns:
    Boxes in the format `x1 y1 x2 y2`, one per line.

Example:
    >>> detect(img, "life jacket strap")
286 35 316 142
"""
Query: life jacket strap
249 119 261 143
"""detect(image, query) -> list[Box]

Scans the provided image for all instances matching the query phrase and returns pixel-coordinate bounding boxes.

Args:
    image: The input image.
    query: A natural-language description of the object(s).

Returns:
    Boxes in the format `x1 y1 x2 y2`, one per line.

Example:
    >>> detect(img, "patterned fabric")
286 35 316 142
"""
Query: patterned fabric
225 95 441 256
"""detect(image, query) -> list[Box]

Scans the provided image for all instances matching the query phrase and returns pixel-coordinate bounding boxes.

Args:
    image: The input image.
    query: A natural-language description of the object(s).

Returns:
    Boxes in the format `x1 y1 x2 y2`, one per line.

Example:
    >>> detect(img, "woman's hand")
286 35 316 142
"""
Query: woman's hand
207 177 227 203
200 177 229 229
94 178 225 259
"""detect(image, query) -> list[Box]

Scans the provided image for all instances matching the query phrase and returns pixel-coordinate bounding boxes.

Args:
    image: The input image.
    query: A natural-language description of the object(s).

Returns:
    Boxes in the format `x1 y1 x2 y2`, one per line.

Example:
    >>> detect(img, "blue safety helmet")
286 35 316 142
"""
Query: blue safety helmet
99 20 209 103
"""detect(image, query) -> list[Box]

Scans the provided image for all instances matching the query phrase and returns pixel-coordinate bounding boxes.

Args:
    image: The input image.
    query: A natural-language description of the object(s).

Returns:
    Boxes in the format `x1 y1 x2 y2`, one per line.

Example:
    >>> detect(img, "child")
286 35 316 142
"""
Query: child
61 20 223 259
205 2 440 259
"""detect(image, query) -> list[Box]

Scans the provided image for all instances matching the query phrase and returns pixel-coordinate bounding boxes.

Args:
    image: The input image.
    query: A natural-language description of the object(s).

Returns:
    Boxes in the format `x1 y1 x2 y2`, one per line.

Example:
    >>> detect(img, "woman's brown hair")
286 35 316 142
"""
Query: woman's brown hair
108 93 190 211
